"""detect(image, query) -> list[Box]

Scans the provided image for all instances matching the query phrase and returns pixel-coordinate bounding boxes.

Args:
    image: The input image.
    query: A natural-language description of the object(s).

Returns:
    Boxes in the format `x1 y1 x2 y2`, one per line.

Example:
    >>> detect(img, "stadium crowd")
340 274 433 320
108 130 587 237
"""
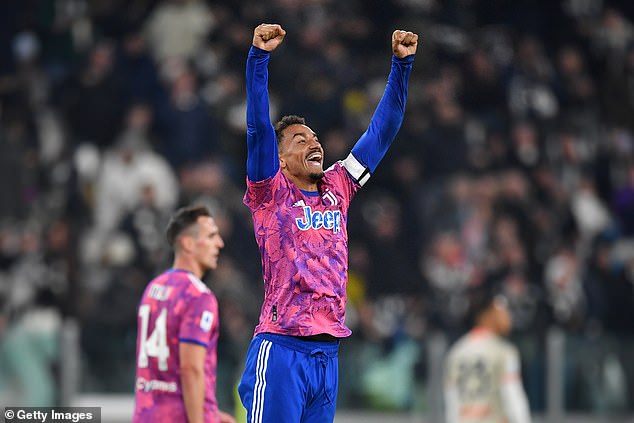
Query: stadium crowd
1 0 634 415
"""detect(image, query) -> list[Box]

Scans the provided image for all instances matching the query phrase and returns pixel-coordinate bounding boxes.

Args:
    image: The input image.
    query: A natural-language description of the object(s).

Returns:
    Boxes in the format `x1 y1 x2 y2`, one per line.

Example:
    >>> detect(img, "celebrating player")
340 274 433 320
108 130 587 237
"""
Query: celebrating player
444 286 532 423
238 23 418 422
133 205 236 423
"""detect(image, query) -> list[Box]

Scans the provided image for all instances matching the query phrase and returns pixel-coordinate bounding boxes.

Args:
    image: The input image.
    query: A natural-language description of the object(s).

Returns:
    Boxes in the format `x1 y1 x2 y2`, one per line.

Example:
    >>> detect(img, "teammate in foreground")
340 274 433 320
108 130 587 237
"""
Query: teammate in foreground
133 205 236 423
238 23 417 422
444 287 532 423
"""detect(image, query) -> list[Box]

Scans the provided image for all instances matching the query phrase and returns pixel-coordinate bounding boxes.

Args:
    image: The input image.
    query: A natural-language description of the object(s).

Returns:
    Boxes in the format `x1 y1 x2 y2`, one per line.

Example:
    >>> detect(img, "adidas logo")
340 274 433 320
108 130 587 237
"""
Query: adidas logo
292 200 306 207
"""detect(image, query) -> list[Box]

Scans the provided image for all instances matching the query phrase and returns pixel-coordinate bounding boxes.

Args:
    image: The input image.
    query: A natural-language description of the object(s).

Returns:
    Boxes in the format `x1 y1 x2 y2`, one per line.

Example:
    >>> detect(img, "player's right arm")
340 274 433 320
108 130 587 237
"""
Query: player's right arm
178 293 218 423
180 342 206 423
246 24 286 182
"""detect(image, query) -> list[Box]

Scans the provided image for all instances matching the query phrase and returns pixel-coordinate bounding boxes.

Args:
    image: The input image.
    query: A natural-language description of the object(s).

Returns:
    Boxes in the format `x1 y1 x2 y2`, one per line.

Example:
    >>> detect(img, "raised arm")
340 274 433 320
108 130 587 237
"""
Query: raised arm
246 24 287 182
343 30 418 186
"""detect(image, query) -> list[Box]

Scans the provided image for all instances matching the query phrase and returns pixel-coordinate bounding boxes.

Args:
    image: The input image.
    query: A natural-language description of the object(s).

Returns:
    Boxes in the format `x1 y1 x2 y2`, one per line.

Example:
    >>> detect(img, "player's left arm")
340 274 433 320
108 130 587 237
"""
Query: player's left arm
180 342 206 423
343 30 418 186
178 294 217 423
443 365 460 423
500 347 532 423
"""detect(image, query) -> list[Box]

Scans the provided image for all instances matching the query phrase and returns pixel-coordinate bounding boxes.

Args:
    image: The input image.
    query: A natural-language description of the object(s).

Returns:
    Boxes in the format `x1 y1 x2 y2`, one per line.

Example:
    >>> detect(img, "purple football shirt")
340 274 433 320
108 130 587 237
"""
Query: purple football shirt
133 269 220 423
244 162 360 337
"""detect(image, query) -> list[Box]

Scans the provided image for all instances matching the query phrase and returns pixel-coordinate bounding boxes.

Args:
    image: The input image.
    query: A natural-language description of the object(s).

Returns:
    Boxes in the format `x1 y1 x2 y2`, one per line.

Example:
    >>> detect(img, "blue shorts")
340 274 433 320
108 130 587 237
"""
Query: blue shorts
238 333 339 423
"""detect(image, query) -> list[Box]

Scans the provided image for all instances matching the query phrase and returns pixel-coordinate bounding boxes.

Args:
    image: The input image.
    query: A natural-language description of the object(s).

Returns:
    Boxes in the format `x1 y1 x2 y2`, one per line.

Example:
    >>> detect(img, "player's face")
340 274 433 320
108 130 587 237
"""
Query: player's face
192 216 224 271
493 296 512 336
279 124 324 185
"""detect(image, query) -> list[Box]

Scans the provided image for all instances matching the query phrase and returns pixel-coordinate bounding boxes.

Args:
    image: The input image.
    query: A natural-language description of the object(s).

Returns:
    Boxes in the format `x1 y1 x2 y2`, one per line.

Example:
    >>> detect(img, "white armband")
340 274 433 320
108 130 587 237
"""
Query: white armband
342 153 371 186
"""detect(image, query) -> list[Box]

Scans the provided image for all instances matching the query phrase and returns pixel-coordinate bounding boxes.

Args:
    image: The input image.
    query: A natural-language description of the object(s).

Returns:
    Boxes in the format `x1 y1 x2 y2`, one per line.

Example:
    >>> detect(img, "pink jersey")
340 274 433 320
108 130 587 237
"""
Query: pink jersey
244 163 360 337
133 269 220 423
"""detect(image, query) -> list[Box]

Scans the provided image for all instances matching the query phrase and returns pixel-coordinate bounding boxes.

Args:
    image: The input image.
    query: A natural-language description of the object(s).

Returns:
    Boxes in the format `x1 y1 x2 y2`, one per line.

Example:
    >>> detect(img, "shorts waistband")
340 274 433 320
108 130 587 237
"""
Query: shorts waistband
258 333 340 356
293 333 338 342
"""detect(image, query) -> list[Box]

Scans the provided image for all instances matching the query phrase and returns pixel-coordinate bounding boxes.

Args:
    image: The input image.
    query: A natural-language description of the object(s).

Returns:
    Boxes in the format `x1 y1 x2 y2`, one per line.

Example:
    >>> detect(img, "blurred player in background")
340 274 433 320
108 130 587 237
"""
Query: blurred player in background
444 286 532 423
238 23 417 422
133 205 236 423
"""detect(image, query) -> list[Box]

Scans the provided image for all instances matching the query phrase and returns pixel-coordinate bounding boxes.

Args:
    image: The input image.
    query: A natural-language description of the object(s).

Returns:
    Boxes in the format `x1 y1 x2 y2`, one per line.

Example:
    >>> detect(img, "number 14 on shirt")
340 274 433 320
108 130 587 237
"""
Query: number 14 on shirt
138 305 170 371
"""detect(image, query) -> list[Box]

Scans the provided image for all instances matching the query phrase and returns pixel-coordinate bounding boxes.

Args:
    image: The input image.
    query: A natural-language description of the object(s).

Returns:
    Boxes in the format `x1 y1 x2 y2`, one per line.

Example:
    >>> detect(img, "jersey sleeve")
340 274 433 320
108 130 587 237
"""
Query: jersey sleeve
246 46 279 182
344 54 415 186
178 294 218 348
326 162 361 205
443 351 460 423
443 385 460 423
244 169 286 210
500 346 532 423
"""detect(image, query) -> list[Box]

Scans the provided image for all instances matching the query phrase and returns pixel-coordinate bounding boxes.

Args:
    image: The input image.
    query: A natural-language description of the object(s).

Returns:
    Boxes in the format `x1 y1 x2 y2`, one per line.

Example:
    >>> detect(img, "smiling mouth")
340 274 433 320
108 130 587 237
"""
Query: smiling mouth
306 151 323 165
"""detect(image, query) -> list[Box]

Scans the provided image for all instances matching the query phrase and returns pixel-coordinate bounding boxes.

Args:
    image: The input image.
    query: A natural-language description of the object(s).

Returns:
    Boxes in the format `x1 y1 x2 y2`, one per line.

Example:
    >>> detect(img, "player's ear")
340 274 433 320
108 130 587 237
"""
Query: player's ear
278 137 289 169
180 234 195 253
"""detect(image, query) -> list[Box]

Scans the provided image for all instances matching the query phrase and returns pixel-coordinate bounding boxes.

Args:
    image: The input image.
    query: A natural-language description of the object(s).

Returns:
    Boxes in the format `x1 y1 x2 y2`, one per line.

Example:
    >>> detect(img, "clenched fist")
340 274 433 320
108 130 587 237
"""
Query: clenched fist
392 30 418 58
253 23 286 52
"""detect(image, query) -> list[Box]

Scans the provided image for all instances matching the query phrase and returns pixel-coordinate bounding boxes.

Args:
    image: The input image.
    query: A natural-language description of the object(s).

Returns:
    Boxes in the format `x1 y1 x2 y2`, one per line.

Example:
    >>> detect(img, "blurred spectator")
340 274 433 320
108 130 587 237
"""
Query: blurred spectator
507 36 559 121
119 185 170 276
554 45 598 132
589 237 634 334
549 130 593 195
144 0 214 63
591 8 634 67
155 64 217 170
500 271 548 335
117 30 161 104
422 231 474 332
58 40 124 149
611 163 634 236
0 114 39 220
93 103 178 233
461 48 507 131
601 42 634 131
509 121 543 173
422 100 469 180
544 246 586 330
360 192 423 296
0 225 62 406
34 0 90 81
80 263 146 391
569 176 612 249
90 0 155 40
177 159 261 279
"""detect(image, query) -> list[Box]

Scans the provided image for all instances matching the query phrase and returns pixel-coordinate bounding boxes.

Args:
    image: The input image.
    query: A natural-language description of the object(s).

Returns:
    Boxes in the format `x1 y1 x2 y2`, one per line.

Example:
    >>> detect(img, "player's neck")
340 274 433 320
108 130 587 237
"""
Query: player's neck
172 256 204 279
282 169 318 192
471 325 495 337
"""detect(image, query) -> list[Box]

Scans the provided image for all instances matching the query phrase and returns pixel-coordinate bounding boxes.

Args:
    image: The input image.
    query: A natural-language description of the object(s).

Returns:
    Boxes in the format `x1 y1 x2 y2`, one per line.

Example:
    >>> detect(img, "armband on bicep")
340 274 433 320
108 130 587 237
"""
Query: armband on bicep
342 153 371 186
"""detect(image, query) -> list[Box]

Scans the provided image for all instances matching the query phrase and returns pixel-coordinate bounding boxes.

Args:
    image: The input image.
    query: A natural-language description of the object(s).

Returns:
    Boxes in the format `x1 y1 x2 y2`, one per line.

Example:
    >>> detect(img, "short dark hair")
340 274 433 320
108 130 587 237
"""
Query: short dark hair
274 115 306 143
165 205 211 248
466 283 498 327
